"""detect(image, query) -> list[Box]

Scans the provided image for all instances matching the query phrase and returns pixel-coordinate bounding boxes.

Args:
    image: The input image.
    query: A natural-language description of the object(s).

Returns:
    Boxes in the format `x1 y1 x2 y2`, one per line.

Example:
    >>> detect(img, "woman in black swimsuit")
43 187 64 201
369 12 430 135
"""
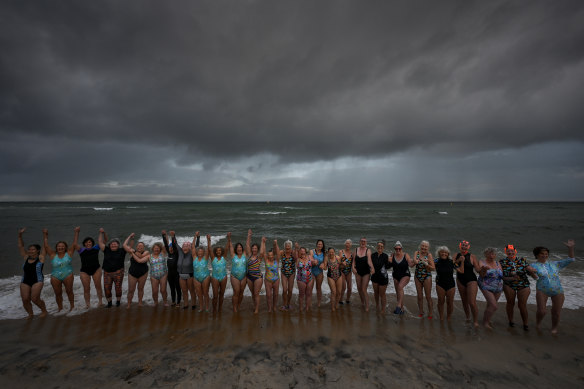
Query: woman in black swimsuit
18 228 48 318
351 237 375 312
390 241 413 314
73 228 103 308
455 240 480 327
434 246 464 321
123 233 150 309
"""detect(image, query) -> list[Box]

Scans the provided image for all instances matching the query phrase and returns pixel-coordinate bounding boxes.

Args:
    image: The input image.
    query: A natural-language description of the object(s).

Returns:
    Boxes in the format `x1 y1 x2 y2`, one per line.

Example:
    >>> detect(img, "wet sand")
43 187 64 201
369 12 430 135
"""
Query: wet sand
1 294 583 388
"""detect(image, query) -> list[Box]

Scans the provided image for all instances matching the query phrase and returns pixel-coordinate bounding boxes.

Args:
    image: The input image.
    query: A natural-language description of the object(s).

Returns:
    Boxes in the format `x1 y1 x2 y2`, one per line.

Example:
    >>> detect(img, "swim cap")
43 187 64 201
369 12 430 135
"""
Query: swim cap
394 241 402 248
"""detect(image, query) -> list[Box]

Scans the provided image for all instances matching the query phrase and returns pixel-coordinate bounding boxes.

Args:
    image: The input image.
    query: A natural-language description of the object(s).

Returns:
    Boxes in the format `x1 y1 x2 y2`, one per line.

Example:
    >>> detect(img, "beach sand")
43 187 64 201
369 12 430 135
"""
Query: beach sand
1 294 583 388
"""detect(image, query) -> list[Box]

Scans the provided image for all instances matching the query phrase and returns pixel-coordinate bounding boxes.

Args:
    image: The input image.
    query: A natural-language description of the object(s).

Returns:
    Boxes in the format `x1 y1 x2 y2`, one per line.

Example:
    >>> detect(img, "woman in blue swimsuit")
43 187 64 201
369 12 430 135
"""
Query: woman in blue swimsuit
262 237 280 313
532 240 576 334
18 228 48 318
43 227 78 312
476 247 503 329
192 233 210 312
227 232 247 313
209 234 228 314
310 240 326 308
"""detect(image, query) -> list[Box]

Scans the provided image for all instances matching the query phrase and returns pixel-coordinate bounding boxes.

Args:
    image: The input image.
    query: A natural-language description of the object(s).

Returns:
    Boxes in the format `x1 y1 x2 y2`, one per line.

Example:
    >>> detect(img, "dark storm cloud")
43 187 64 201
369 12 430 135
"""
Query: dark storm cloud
1 0 583 166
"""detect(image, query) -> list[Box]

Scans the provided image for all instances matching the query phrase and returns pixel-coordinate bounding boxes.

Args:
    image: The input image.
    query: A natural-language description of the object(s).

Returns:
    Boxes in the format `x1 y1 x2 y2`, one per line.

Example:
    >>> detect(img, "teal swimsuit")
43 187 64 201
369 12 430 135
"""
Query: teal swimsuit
231 254 247 281
51 253 73 281
212 257 227 281
193 257 210 282
531 258 574 296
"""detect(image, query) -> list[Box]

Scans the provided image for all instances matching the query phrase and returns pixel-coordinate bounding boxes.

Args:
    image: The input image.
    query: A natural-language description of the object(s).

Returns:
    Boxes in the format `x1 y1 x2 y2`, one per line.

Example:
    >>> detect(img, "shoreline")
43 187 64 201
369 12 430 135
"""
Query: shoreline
1 294 583 388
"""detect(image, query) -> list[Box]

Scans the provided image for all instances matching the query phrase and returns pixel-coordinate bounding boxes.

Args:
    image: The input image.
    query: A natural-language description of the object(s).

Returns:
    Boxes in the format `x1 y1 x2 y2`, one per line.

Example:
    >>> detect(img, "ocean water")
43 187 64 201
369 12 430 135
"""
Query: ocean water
0 202 582 319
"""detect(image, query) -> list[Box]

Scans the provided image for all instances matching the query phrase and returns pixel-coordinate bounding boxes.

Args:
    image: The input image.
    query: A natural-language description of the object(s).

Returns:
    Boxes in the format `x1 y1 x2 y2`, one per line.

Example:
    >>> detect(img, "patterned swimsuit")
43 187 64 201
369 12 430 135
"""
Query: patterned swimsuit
265 259 279 282
327 258 341 281
415 254 432 283
531 258 574 296
281 255 296 278
297 259 312 283
477 261 503 293
500 257 530 291
150 254 168 280
341 251 353 275
247 255 262 281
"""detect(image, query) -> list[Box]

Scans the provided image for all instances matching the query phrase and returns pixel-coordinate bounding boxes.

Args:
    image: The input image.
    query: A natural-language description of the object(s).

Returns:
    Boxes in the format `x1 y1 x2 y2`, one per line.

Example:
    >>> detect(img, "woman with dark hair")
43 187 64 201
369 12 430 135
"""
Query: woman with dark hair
123 233 149 309
390 241 413 314
352 237 375 312
370 241 391 314
246 229 263 314
227 232 247 312
162 230 181 307
43 227 78 312
278 239 296 311
296 243 317 313
209 234 228 313
339 239 353 305
455 240 480 327
500 244 536 330
73 228 103 308
149 242 168 306
531 240 575 334
310 240 326 308
98 228 126 308
476 247 503 329
18 228 48 318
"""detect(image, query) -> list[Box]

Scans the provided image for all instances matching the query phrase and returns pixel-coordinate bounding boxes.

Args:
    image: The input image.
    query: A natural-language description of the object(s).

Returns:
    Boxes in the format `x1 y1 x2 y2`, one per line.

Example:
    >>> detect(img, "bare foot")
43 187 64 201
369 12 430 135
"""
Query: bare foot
39 311 48 318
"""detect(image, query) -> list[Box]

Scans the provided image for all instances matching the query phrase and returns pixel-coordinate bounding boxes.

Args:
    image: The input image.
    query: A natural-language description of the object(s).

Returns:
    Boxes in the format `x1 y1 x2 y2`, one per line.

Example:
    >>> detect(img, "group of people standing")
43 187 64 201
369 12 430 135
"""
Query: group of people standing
17 227 576 334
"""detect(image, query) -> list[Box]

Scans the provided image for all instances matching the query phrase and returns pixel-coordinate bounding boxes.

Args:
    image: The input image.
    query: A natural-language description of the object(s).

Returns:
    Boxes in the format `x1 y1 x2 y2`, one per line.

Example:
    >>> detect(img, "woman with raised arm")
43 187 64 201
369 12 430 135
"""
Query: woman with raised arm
192 232 210 312
278 239 296 311
98 228 125 308
296 243 317 313
18 228 48 318
476 247 503 329
43 227 78 312
263 237 280 313
352 237 375 312
310 240 326 308
123 233 149 309
162 230 181 307
74 228 103 308
500 244 536 330
531 240 575 334
324 247 342 312
390 241 413 315
339 239 353 305
434 246 464 321
455 240 480 327
227 232 246 313
209 234 228 314
370 240 391 314
413 240 435 319
246 229 263 314
149 242 168 306
176 231 199 310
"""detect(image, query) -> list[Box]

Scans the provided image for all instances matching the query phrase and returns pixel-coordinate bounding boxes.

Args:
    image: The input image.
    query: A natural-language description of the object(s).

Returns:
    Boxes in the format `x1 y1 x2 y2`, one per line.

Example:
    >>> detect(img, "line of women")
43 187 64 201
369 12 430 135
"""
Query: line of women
17 228 577 333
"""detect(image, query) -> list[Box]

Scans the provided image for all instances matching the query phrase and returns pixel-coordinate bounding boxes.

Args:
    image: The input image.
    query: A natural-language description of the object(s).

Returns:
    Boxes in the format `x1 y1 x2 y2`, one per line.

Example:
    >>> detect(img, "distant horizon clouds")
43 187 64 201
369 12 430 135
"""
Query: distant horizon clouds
1 1 583 201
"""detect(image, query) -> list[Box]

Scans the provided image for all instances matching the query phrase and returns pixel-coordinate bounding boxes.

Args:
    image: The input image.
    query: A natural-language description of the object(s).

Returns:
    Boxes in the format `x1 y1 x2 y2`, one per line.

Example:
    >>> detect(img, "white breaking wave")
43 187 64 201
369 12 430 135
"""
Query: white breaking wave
93 207 114 211
256 211 287 215
137 234 226 248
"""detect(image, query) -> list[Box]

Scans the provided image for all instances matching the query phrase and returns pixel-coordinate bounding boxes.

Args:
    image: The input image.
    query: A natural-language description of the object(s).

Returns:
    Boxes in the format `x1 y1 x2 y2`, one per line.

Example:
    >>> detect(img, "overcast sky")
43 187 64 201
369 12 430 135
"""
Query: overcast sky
1 0 583 201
